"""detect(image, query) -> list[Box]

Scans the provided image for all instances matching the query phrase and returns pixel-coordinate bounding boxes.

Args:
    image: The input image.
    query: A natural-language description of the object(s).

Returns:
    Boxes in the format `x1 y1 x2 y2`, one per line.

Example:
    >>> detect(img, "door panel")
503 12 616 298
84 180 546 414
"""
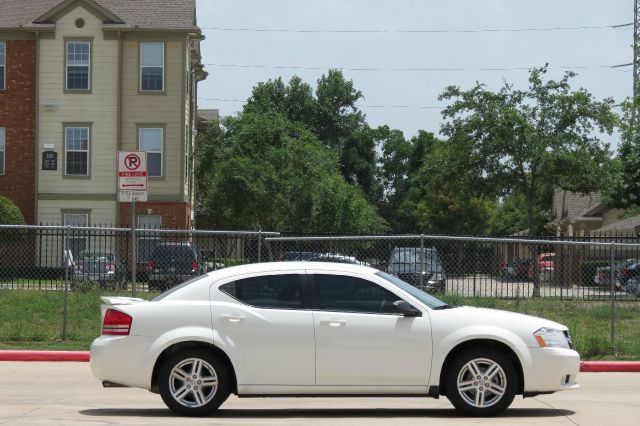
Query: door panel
211 273 315 387
314 311 431 386
310 272 432 388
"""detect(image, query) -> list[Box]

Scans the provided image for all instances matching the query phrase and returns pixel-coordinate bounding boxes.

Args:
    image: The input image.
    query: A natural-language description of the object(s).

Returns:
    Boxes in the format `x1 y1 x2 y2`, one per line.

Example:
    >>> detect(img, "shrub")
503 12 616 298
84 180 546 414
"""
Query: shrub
0 196 26 242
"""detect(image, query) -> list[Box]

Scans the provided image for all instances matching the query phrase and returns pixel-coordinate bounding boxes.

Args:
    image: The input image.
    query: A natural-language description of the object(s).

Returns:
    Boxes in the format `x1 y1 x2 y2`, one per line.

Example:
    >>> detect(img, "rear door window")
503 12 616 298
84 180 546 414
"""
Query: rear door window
220 274 304 309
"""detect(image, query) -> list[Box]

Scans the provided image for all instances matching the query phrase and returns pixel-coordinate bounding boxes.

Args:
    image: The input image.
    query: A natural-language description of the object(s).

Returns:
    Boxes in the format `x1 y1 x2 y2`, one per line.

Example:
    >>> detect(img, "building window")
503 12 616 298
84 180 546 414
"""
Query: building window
64 213 89 257
65 127 89 176
66 40 90 91
140 43 164 91
139 128 163 176
0 128 5 175
0 42 5 90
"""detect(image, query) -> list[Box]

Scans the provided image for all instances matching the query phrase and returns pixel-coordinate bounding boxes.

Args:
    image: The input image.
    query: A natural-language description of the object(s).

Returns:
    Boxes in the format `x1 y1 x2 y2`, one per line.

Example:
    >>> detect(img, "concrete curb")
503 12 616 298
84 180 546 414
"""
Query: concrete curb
0 351 639 372
0 351 90 362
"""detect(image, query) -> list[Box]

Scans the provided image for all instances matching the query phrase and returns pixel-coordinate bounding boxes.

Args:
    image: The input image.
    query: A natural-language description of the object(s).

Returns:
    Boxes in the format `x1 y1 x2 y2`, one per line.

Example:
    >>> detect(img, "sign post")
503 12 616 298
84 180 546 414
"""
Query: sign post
118 151 148 297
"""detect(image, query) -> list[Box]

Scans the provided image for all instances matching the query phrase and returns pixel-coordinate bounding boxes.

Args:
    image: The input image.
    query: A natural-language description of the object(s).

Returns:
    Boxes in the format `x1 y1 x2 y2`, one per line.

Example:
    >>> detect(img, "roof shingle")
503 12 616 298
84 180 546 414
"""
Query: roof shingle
0 0 197 30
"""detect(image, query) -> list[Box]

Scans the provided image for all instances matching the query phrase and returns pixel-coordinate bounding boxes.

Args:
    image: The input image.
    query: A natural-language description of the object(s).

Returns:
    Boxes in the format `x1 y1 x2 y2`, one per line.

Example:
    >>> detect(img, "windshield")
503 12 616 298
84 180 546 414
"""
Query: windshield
390 249 440 266
375 271 448 309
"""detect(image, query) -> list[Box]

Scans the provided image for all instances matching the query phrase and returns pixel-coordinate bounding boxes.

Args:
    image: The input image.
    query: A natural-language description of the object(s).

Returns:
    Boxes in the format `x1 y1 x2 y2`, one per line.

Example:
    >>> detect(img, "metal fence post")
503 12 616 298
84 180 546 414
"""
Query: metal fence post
610 241 616 354
130 202 137 297
257 228 262 263
62 224 69 341
419 234 424 289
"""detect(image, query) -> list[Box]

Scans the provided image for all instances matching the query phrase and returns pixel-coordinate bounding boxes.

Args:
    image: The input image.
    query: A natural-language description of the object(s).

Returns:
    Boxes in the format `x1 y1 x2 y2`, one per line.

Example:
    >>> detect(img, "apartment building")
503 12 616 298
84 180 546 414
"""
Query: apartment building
0 0 205 231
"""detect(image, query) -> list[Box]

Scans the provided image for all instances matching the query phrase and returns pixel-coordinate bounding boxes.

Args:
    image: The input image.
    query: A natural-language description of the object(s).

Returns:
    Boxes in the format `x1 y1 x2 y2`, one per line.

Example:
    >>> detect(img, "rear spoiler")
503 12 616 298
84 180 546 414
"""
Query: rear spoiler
100 296 146 306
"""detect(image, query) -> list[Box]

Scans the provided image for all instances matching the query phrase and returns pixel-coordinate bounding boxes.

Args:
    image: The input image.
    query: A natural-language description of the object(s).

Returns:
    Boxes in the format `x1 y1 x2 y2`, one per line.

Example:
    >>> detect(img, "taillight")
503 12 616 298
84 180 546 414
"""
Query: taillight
105 263 116 272
146 260 154 269
620 269 629 278
192 260 198 271
74 263 83 271
102 308 132 336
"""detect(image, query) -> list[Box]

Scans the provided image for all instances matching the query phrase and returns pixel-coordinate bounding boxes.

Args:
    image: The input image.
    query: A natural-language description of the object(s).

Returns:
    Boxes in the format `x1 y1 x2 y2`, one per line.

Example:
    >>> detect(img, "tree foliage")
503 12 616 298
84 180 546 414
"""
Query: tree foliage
608 98 640 209
0 196 25 242
196 110 386 233
438 66 617 231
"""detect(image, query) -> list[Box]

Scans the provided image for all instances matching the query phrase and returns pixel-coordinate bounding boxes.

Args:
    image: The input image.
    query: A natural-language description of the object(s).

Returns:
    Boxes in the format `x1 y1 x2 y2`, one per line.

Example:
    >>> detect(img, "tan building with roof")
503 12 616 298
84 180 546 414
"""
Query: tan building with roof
1 0 206 235
548 188 639 237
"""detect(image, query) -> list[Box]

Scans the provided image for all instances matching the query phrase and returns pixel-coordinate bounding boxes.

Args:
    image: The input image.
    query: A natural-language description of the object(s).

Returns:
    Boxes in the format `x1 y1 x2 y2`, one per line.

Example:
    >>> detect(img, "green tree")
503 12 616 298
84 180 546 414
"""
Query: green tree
439 66 617 232
241 71 381 202
195 111 386 233
608 98 640 209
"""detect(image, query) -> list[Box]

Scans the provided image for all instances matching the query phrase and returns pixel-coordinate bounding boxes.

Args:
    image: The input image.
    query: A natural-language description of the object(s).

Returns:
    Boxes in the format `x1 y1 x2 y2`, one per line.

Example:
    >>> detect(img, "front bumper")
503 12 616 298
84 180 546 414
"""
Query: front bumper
523 347 580 393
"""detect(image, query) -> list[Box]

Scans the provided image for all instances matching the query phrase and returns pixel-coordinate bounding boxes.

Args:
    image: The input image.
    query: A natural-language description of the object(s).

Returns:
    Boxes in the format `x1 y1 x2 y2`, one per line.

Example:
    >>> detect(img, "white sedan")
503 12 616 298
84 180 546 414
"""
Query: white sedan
90 262 579 416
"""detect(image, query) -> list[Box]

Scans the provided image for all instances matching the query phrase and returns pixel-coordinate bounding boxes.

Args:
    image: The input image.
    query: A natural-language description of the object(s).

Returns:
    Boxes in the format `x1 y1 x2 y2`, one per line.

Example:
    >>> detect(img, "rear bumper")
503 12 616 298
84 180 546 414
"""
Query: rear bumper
90 335 155 389
523 347 580 393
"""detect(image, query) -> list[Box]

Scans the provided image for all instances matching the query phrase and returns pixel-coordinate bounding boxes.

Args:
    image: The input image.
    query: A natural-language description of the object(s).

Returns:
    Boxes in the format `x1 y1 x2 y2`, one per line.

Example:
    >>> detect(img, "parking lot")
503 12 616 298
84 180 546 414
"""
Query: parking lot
0 362 637 425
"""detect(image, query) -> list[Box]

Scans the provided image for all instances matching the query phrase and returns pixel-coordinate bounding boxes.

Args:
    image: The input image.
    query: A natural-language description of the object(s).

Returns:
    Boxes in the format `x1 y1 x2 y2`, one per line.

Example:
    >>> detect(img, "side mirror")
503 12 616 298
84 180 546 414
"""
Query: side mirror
392 300 422 317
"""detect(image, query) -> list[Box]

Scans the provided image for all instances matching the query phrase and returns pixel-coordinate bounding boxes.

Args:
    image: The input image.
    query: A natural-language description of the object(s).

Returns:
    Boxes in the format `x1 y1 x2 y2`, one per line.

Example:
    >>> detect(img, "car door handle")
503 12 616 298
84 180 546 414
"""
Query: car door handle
220 314 245 323
320 319 346 327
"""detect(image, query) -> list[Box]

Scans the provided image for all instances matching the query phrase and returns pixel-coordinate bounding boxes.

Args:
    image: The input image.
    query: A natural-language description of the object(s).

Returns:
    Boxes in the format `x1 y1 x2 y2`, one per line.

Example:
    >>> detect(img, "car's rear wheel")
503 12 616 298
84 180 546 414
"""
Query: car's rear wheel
445 348 517 416
159 349 230 416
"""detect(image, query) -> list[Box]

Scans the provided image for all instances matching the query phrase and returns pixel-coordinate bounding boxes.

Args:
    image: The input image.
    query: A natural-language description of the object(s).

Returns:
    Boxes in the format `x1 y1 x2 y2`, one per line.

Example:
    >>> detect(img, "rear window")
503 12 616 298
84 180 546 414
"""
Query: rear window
152 246 196 260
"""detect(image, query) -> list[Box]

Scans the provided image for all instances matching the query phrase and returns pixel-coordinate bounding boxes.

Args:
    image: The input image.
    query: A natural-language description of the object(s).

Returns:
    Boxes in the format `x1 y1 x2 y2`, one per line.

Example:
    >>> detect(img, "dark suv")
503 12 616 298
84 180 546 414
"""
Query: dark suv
147 242 206 291
387 247 446 293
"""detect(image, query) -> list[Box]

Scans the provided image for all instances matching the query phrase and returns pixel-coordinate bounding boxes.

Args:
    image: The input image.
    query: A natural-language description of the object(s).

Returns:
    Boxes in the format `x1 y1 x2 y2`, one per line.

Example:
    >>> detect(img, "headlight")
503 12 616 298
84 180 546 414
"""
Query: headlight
533 327 571 349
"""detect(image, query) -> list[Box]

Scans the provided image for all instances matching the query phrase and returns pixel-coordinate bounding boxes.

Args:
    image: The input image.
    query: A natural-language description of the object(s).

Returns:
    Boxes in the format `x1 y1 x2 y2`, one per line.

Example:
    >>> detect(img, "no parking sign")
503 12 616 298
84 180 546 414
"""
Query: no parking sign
118 151 148 202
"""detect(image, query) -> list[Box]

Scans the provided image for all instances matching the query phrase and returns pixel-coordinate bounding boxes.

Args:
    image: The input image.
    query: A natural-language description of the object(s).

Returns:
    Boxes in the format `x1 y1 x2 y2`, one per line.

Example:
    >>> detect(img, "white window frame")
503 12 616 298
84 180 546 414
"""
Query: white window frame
0 41 5 91
65 40 91 91
0 128 5 175
64 126 90 176
139 127 163 177
140 42 164 92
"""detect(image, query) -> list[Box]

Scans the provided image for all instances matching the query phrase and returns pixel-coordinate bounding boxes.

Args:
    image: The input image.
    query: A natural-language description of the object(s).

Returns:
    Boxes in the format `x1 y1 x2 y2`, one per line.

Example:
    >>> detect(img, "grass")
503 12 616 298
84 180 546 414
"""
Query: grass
1 289 639 360
442 294 640 360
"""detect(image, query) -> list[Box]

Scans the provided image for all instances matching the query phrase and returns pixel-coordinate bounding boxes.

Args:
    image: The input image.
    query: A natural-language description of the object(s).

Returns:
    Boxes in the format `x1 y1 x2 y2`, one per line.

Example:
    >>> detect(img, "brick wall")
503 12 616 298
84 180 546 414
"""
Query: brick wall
119 201 192 229
0 40 36 224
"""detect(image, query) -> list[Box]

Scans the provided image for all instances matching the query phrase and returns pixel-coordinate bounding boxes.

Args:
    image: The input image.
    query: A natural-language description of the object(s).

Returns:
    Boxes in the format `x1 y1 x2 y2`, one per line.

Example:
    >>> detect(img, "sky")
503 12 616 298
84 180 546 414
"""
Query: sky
195 0 632 146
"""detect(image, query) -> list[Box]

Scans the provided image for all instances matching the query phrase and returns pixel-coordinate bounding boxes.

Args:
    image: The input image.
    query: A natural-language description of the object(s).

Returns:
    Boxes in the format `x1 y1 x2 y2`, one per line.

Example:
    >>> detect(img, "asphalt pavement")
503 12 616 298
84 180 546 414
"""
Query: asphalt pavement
0 362 636 425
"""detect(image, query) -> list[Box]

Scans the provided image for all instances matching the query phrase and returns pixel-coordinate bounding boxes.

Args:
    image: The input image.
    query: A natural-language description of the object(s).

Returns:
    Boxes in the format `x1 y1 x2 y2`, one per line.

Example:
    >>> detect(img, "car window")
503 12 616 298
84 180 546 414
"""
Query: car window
220 274 303 309
152 246 196 260
313 274 399 315
389 248 440 267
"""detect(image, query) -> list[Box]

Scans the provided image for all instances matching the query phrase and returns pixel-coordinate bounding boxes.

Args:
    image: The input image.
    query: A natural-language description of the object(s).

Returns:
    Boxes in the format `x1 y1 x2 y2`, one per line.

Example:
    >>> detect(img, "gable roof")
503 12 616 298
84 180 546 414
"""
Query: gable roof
0 0 197 31
551 188 602 221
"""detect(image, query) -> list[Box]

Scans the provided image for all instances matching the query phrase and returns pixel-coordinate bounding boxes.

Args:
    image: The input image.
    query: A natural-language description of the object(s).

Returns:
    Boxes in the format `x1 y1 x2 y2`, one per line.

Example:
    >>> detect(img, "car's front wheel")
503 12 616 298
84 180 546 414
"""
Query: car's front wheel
158 349 230 416
445 348 517 416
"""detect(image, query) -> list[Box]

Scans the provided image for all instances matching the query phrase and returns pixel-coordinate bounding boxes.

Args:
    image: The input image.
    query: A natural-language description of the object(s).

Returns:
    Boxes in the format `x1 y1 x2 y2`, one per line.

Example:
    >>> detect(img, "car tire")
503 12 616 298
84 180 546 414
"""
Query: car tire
158 349 230 416
445 348 517 416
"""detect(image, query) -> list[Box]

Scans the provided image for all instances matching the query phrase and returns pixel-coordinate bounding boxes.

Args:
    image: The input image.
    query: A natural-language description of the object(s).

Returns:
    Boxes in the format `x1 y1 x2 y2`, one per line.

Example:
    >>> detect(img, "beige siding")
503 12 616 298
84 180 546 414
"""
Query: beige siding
120 34 186 198
37 199 117 266
37 5 119 199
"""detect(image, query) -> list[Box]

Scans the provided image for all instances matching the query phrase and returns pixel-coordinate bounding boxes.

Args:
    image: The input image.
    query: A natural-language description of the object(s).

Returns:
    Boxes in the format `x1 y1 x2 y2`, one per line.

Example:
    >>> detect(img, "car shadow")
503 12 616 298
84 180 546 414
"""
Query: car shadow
80 407 575 419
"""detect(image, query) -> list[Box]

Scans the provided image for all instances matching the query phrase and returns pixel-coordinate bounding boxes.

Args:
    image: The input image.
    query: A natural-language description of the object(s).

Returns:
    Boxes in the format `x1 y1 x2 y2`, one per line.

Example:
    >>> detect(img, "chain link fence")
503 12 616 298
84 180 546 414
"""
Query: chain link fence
1 224 639 346
1 225 640 300
266 234 640 301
